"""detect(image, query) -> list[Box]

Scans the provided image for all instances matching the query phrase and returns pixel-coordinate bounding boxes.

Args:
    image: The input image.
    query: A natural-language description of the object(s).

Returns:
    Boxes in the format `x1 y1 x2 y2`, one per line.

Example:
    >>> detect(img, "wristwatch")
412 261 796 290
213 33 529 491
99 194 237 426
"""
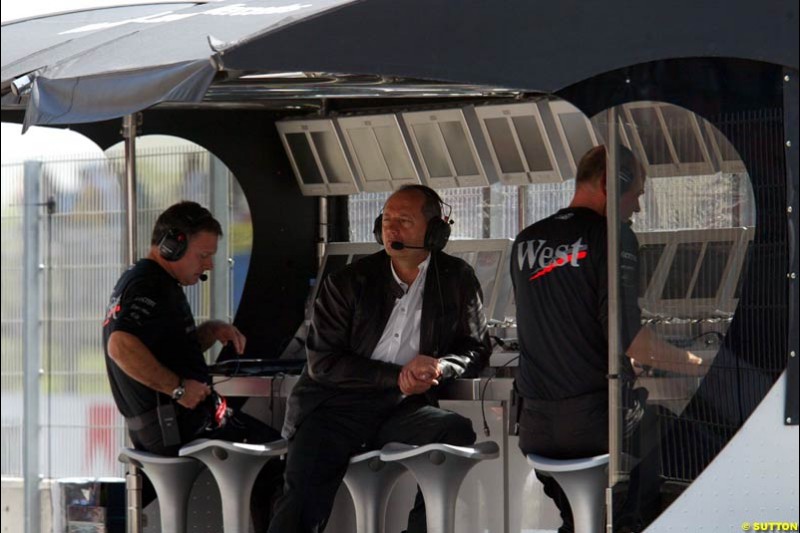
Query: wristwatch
171 378 186 401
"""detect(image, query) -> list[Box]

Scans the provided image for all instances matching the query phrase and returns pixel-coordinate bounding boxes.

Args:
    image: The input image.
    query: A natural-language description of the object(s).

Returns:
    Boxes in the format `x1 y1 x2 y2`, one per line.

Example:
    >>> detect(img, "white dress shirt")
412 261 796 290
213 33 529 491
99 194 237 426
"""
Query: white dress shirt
371 254 431 366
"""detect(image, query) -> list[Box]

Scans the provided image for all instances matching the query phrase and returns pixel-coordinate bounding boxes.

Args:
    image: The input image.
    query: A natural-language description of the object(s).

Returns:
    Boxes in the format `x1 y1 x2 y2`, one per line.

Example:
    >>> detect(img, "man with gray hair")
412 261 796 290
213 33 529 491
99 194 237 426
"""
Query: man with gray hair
269 185 491 533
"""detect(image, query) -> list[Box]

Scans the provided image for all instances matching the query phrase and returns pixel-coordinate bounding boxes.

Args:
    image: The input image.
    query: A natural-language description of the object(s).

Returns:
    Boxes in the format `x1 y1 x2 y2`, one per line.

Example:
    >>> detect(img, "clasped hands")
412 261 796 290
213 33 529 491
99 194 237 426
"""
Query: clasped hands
398 354 442 395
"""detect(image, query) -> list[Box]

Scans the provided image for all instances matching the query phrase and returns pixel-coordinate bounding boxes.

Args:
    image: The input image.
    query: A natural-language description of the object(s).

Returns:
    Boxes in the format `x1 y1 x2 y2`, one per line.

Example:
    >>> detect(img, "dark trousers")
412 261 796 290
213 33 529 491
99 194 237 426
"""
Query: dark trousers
267 393 477 533
518 390 661 533
128 408 284 532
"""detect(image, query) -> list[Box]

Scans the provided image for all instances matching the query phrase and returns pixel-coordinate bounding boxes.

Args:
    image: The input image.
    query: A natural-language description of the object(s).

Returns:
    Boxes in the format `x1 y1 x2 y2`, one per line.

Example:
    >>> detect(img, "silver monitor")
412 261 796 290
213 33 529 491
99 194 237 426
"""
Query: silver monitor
637 227 754 318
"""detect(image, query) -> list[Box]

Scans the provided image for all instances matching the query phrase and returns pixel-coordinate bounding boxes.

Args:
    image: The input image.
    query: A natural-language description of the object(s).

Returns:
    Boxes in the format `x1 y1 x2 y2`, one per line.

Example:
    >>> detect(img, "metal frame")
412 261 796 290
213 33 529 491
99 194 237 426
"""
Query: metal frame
276 118 360 196
336 113 422 192
444 238 514 322
473 102 563 185
783 67 798 426
400 108 491 189
546 99 601 178
637 226 754 318
622 102 715 178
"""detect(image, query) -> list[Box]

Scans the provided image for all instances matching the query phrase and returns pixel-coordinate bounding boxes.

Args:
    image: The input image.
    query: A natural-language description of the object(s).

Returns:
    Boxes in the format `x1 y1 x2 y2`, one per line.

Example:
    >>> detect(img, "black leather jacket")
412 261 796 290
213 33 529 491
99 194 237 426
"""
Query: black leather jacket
282 250 490 438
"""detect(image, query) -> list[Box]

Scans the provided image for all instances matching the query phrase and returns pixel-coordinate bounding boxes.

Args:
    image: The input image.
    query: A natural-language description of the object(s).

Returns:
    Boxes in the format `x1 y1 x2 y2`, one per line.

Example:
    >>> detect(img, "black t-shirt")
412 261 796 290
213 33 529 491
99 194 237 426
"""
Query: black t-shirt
511 207 641 401
102 259 209 417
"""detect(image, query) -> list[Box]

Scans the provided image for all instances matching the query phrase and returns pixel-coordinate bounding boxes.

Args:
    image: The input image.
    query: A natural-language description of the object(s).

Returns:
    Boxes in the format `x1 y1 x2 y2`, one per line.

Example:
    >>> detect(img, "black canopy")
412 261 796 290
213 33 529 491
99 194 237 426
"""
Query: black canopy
2 0 797 128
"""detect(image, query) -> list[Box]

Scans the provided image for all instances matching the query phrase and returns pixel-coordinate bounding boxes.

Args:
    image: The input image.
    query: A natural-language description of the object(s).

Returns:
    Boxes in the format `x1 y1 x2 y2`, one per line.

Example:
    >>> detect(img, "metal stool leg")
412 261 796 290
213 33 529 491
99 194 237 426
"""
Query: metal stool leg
343 450 407 533
381 442 499 533
180 439 287 533
119 448 203 533
527 453 610 533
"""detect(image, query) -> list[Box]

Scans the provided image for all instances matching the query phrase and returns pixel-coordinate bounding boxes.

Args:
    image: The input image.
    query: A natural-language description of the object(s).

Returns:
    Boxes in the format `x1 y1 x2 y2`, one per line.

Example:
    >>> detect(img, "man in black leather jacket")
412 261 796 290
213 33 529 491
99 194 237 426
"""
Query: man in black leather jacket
268 185 490 533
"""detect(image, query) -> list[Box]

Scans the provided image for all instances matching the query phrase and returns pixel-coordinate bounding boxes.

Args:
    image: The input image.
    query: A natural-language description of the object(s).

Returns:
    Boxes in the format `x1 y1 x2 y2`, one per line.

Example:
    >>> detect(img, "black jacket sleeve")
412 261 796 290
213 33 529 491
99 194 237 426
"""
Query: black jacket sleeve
305 272 401 389
437 267 491 381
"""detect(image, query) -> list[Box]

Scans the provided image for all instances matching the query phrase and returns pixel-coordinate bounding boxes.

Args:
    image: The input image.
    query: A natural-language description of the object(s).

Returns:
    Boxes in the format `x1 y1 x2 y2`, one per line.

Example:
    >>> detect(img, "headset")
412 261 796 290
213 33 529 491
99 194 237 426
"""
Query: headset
613 144 640 194
157 205 214 262
158 228 190 262
373 185 453 252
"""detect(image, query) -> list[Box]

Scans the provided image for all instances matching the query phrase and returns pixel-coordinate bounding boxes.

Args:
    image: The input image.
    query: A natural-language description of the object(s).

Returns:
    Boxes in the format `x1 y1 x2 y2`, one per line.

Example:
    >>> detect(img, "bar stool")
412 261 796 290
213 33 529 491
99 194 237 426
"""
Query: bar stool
179 438 287 533
526 453 609 533
380 441 499 533
343 450 407 533
118 448 203 533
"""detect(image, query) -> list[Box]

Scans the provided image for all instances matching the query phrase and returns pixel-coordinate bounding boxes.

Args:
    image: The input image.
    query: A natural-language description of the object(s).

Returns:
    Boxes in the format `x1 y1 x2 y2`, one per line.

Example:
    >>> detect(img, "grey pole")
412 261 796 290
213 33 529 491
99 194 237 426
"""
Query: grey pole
210 155 231 359
23 160 42 533
517 184 528 231
121 114 142 533
605 110 622 533
122 114 139 264
318 197 328 269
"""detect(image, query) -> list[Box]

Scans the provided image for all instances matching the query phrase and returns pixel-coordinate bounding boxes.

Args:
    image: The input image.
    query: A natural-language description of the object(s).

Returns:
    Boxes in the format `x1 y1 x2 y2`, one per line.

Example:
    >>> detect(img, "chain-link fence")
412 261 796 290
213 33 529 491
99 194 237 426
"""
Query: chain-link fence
1 145 248 478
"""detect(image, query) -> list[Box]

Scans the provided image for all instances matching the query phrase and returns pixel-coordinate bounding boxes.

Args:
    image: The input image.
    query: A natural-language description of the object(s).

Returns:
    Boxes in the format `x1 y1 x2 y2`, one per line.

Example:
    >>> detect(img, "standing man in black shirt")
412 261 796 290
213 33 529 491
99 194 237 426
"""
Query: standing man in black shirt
511 146 705 532
103 201 282 529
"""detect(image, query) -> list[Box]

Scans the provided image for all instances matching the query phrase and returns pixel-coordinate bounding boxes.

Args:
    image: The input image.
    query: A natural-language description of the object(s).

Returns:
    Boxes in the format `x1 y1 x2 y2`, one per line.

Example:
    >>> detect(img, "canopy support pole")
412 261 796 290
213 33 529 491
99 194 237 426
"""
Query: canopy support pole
606 111 622 533
121 113 143 533
23 161 42 533
122 114 139 265
318 197 328 269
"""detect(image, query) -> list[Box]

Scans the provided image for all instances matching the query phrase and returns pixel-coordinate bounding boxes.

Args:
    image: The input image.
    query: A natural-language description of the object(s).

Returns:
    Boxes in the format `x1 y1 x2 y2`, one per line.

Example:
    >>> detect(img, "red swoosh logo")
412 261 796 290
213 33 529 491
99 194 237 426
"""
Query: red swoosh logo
529 251 587 281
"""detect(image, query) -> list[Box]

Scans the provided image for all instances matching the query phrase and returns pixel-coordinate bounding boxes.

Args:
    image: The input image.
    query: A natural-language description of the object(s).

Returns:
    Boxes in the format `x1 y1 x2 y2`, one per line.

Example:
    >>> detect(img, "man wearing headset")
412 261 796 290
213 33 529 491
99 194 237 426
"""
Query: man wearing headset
268 185 491 533
102 201 282 529
511 146 706 532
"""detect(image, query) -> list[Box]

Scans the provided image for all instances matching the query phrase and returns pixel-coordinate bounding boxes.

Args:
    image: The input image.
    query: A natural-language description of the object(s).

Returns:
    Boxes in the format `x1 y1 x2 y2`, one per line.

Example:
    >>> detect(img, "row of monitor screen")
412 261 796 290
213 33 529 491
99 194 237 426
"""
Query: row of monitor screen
278 100 747 196
312 228 754 323
637 227 753 317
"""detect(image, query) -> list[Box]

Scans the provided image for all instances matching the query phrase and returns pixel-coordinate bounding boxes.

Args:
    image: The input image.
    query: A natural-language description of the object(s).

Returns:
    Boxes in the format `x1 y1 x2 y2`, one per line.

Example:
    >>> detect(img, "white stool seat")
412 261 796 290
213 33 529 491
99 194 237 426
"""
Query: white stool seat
380 441 499 533
119 448 203 533
527 453 610 472
180 438 288 457
179 438 287 533
343 450 407 533
380 441 499 461
526 453 610 533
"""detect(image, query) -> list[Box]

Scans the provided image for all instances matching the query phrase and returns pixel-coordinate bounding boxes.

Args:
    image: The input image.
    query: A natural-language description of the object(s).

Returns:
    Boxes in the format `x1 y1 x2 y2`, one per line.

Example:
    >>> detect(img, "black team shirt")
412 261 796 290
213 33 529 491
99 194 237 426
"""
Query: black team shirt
511 207 641 401
102 259 209 418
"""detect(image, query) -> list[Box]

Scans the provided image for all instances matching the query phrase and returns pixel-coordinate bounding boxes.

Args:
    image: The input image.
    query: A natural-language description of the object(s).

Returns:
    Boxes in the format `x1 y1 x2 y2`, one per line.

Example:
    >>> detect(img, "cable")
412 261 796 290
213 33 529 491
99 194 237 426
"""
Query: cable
212 374 236 386
271 373 287 428
432 251 444 357
488 335 506 350
480 354 520 437
209 341 244 385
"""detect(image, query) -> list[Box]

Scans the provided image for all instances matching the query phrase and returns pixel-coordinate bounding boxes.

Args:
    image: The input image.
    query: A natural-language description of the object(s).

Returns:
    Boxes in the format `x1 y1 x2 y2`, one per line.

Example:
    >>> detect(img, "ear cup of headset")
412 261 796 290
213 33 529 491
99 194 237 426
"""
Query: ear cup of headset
159 228 188 262
420 186 451 251
424 217 451 251
619 168 634 194
373 214 384 245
